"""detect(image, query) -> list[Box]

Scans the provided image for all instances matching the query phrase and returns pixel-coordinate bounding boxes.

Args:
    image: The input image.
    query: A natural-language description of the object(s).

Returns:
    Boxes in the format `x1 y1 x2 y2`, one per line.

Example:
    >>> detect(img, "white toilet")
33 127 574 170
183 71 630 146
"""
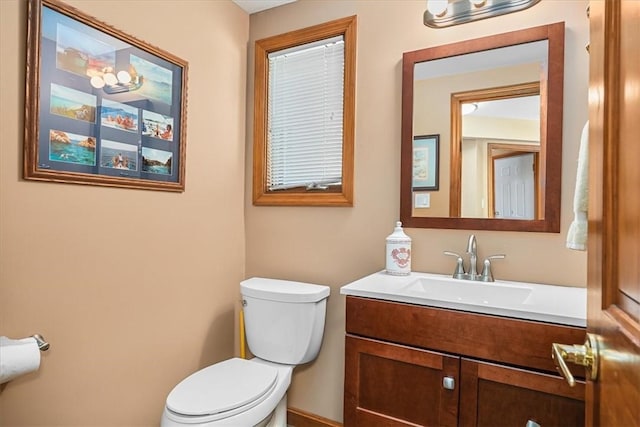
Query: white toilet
161 277 330 427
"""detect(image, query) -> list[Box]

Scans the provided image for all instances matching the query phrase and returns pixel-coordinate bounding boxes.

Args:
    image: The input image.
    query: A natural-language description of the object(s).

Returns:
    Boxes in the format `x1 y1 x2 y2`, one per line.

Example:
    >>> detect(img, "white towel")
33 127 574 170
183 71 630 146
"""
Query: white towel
566 121 589 251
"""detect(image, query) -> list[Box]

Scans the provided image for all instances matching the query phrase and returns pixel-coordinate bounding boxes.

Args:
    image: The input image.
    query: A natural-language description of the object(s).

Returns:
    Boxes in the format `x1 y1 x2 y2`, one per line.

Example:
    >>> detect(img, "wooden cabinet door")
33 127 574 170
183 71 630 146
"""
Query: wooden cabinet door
344 335 459 427
459 358 585 427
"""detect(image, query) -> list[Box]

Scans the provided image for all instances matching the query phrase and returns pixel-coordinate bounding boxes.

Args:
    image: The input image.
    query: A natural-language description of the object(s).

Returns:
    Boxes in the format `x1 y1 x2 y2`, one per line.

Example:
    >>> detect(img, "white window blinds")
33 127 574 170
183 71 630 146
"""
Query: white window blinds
267 35 345 191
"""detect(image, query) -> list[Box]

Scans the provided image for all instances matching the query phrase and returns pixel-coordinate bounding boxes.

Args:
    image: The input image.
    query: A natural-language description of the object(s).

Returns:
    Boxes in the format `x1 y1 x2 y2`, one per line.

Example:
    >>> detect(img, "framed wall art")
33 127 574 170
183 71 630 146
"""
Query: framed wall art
24 0 188 192
412 134 439 191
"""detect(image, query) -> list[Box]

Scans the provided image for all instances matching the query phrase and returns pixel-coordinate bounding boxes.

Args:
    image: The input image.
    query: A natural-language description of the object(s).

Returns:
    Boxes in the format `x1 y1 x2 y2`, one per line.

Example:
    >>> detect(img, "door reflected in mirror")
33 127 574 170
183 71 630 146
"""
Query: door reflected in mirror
485 139 540 219
401 23 564 232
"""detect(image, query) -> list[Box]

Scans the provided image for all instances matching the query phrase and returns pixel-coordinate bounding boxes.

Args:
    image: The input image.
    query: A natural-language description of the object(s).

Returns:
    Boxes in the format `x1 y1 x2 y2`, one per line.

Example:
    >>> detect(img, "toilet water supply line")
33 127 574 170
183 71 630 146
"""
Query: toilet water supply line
240 306 246 359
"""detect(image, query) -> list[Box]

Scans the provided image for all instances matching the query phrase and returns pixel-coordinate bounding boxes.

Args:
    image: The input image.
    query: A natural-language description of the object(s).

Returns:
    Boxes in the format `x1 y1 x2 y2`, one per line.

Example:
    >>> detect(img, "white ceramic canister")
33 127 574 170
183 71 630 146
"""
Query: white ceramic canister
386 221 411 275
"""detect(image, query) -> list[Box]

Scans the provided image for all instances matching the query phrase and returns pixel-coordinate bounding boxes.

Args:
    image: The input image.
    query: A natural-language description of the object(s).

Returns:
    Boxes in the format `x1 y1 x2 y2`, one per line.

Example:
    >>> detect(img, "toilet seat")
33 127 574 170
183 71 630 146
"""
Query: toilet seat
162 359 293 427
166 358 278 421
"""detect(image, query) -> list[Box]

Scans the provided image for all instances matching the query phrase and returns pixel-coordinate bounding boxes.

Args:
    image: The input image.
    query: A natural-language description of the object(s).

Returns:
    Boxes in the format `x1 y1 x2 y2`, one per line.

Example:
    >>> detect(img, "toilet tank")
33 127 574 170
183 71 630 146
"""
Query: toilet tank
240 278 330 365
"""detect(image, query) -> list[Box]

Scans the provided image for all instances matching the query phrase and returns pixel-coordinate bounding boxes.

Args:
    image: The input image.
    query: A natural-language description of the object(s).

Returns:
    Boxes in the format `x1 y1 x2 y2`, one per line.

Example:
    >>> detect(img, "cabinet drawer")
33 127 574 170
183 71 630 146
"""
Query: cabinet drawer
346 296 585 375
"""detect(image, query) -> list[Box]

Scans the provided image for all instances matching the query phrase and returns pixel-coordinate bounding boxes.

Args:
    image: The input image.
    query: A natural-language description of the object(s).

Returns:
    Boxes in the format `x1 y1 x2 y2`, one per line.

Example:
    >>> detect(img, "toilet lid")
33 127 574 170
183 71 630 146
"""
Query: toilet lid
166 358 278 416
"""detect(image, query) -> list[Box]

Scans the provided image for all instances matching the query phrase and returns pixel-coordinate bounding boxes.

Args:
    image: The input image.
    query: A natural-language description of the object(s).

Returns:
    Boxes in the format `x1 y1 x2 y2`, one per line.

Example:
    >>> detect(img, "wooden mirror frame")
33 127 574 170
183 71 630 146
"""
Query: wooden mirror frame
400 22 564 232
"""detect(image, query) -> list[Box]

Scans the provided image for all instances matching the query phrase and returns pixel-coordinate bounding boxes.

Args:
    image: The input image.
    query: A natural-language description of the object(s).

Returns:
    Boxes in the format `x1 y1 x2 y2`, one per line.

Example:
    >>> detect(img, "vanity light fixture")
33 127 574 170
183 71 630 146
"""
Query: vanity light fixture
90 69 132 89
424 0 541 28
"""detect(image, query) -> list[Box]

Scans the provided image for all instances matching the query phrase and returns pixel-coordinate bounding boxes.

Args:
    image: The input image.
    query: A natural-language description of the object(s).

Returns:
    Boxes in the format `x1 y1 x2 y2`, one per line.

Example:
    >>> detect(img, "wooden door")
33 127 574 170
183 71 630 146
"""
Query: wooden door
492 152 536 219
459 358 585 427
344 335 459 427
587 0 640 425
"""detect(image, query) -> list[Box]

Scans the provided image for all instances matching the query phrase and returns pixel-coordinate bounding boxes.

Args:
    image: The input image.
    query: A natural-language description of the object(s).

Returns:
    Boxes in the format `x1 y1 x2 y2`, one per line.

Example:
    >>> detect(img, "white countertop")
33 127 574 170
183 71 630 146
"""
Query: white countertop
341 271 586 327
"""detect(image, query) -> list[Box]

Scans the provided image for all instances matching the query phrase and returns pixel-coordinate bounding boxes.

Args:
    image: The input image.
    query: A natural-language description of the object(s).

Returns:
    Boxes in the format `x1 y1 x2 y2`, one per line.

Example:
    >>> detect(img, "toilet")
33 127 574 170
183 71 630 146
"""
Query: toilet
161 277 330 427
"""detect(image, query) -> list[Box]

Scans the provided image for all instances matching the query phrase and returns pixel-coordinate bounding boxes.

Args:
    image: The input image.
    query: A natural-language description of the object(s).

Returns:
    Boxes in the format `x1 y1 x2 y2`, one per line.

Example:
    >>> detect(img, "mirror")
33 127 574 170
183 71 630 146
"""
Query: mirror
401 22 564 232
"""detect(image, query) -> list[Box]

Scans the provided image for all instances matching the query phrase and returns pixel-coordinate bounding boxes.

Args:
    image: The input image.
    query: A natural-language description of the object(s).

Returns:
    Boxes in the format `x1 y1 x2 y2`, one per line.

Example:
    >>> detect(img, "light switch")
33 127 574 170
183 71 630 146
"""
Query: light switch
415 193 430 208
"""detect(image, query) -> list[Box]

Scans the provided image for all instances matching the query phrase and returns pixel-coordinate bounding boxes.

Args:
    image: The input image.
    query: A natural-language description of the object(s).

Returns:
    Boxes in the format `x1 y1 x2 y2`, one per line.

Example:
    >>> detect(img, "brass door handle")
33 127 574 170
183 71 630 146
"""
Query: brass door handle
551 333 598 386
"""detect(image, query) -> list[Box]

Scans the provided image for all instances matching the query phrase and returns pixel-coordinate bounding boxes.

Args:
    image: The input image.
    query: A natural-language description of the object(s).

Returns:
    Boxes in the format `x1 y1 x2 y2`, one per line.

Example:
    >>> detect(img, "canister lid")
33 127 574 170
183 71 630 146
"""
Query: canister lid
387 221 411 242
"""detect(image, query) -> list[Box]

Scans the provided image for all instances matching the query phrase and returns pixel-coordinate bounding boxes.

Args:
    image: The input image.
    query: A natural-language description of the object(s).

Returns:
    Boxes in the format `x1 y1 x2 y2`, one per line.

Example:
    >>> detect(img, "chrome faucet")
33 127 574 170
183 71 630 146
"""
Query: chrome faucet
443 234 505 282
466 234 478 280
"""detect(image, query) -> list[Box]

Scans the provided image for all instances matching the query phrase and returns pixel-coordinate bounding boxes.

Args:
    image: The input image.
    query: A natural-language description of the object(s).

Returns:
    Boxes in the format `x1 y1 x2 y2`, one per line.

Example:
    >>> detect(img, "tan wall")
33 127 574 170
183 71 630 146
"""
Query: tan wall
0 1 248 425
245 0 589 422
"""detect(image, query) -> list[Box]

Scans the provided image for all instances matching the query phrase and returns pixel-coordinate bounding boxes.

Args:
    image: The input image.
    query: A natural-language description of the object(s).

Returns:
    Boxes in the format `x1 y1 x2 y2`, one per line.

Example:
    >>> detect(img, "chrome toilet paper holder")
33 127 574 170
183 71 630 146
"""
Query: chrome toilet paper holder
31 334 50 351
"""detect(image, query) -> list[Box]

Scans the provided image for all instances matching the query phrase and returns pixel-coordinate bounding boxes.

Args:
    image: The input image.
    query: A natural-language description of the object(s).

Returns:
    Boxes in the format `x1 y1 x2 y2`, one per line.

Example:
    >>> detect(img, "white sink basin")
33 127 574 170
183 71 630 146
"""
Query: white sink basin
402 277 533 306
340 271 586 327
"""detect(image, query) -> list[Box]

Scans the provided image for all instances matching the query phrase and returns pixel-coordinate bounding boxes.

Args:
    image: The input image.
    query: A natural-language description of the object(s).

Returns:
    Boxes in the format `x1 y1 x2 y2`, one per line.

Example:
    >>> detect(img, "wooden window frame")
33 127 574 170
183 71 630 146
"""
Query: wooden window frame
252 16 356 207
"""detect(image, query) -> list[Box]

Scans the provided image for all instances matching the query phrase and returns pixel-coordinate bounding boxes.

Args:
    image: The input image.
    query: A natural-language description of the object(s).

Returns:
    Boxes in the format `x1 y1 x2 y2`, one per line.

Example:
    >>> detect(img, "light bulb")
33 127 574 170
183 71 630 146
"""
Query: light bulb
462 103 478 115
103 72 118 86
90 76 105 89
117 70 132 84
427 0 448 16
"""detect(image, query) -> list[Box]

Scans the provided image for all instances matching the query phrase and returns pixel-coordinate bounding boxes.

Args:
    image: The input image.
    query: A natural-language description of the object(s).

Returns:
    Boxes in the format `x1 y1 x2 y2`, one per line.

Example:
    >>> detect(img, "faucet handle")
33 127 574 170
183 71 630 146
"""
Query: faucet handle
480 254 505 282
444 251 466 279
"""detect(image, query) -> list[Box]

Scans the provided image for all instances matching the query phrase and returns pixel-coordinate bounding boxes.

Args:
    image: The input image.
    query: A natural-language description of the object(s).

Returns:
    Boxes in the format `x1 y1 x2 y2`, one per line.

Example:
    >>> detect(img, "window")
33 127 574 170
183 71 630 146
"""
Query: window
253 16 356 206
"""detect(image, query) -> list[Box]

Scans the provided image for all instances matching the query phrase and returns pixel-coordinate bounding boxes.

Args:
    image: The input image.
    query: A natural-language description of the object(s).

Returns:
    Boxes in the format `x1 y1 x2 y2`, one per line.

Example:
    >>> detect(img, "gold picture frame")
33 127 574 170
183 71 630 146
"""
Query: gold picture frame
24 0 189 192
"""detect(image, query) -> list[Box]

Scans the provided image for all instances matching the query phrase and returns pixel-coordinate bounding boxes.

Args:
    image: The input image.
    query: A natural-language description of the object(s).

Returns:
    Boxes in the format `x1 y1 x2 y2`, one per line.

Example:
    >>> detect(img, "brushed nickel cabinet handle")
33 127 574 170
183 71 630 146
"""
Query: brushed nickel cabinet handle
442 376 455 390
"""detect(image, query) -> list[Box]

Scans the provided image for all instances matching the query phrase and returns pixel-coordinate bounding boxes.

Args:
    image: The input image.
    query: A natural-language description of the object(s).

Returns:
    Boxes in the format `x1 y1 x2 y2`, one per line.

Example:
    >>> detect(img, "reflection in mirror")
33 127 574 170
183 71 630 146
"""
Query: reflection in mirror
485 139 540 219
401 23 564 232
453 83 541 219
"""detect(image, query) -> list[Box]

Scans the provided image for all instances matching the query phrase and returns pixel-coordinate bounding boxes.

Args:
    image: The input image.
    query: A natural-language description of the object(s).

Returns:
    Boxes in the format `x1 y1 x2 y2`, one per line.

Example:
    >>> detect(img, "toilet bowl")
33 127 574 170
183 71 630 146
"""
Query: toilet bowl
161 278 330 427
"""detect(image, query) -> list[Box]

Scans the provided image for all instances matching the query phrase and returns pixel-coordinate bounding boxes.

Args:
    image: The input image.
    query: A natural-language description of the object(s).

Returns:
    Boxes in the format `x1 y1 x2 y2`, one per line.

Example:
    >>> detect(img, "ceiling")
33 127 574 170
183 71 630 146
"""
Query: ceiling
232 0 297 14
468 95 541 121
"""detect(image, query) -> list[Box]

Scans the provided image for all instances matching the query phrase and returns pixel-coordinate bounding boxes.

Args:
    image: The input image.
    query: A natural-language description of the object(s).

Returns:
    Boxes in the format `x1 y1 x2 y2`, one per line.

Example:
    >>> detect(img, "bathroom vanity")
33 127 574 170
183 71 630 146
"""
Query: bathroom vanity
341 272 587 427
